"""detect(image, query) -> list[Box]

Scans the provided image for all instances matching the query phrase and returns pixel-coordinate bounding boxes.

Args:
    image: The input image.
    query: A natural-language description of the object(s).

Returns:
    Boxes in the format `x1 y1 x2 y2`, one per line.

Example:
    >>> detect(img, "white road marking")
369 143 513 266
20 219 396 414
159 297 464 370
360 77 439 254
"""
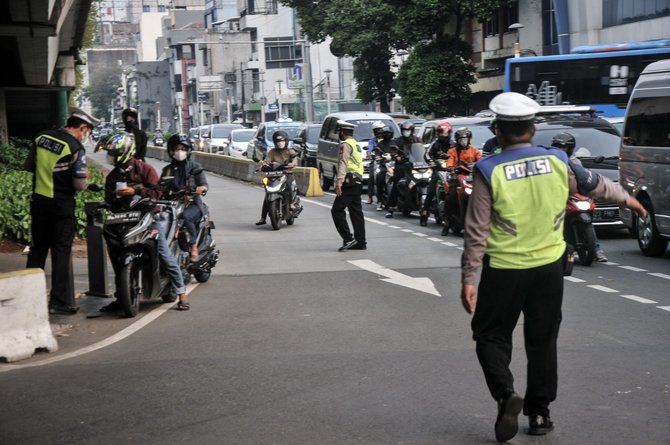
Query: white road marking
388 225 401 229
648 273 670 280
601 262 620 266
441 242 457 247
620 295 657 304
412 232 428 237
401 229 414 233
586 285 619 293
564 276 586 283
657 306 670 312
348 259 441 297
618 265 648 272
428 237 443 242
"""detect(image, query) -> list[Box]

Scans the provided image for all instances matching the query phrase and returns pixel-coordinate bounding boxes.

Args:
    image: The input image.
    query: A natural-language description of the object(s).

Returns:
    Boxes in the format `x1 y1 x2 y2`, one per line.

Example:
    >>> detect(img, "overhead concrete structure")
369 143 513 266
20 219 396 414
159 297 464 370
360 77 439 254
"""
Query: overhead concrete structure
0 0 94 141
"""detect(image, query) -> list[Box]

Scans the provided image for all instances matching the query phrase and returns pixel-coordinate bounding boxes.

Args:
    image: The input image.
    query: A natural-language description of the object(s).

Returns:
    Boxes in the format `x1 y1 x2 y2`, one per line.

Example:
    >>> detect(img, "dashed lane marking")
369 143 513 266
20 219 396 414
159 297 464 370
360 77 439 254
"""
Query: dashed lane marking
658 306 670 312
441 242 458 247
586 285 619 293
412 232 429 237
564 276 586 283
620 295 658 304
401 229 414 233
618 265 648 272
428 237 443 242
648 273 670 280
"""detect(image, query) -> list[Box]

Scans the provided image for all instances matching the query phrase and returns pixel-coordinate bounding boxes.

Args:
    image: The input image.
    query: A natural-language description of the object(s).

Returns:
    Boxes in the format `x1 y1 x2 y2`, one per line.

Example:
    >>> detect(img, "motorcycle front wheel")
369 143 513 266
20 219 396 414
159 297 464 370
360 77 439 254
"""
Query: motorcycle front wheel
574 223 595 266
118 259 142 318
269 200 281 230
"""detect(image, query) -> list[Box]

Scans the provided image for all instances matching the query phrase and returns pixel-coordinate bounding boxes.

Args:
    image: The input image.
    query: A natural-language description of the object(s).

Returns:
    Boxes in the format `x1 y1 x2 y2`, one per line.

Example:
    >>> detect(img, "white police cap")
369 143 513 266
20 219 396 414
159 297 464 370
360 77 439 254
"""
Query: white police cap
69 107 100 127
489 92 540 121
337 120 356 131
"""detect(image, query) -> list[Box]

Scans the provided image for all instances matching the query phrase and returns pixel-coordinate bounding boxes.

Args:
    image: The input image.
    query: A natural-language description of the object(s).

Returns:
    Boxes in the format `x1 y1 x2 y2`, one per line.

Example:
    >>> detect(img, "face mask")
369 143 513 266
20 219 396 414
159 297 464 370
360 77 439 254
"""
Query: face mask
106 154 116 165
173 150 187 161
276 141 286 149
458 138 469 147
402 130 411 138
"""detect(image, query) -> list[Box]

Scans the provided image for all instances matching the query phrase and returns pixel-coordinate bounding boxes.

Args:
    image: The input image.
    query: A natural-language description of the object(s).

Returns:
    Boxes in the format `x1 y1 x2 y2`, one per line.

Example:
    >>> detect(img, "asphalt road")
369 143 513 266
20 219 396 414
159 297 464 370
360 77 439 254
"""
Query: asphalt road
1 157 669 444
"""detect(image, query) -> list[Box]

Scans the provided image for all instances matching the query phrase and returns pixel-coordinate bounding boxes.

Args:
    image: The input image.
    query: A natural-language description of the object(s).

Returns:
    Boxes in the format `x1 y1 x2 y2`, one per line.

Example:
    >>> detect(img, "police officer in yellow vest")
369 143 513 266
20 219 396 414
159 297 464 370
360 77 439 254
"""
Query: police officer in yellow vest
25 107 99 315
331 120 366 251
460 92 646 442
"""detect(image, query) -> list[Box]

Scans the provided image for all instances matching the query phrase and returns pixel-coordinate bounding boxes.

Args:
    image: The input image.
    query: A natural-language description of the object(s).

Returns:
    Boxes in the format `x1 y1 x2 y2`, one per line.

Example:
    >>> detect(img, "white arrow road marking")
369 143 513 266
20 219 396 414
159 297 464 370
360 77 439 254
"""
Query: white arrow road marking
348 259 441 297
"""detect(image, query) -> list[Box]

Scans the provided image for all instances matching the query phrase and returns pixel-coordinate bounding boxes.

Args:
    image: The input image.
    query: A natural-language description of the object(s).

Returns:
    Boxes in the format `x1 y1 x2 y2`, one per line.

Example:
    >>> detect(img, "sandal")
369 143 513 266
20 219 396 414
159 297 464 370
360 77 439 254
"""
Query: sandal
177 300 190 311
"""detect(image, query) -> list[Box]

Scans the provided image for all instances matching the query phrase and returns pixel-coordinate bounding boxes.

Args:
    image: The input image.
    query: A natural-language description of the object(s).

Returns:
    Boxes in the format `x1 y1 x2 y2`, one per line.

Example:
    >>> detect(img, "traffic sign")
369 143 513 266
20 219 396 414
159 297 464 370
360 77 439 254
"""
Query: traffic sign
287 63 306 89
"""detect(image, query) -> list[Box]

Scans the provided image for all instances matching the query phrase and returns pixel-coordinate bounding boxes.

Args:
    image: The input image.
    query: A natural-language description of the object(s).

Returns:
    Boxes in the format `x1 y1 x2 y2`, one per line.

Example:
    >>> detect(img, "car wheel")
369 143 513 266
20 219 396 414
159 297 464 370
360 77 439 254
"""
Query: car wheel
636 197 668 256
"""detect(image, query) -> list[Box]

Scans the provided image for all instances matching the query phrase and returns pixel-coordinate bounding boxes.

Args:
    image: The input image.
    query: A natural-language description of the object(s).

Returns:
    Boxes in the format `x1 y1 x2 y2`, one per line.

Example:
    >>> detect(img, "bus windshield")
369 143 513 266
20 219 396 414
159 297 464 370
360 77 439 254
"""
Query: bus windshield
504 45 670 117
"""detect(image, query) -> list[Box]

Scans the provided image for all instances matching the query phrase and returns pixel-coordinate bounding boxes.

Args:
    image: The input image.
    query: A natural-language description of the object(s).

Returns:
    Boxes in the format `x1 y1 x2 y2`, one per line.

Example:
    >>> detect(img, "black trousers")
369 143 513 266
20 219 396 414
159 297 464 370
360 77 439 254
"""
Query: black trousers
471 256 564 417
422 170 440 212
26 195 76 308
331 182 366 244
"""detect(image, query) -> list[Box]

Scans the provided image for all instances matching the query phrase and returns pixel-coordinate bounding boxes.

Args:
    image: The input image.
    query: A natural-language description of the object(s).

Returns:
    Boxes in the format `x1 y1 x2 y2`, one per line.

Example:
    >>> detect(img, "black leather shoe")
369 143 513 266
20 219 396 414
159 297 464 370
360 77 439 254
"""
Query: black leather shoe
347 241 367 250
441 226 449 236
528 415 554 435
99 299 122 312
49 303 79 315
255 219 266 226
494 391 523 442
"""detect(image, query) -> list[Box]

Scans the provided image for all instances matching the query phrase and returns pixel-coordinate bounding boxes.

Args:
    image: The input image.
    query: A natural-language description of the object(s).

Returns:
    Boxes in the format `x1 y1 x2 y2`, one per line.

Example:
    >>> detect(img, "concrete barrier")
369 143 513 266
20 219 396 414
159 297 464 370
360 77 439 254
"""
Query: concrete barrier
0 269 58 362
146 146 324 197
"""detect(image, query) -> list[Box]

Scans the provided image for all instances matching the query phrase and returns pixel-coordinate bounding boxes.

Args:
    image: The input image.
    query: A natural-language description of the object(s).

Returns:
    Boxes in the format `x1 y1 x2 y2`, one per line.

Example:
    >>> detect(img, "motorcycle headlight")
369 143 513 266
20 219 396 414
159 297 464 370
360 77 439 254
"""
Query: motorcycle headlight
575 201 591 211
464 187 473 195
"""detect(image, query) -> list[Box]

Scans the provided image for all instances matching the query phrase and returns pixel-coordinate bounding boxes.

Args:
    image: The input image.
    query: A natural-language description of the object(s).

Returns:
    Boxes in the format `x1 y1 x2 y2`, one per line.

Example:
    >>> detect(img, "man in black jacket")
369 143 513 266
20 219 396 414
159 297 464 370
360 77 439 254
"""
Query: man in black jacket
122 108 148 161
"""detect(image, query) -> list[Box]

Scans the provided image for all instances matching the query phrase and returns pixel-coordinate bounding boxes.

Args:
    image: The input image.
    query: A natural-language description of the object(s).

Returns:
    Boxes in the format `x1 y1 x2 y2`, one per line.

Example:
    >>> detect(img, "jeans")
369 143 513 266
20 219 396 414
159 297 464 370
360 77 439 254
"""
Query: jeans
152 215 186 294
182 204 203 246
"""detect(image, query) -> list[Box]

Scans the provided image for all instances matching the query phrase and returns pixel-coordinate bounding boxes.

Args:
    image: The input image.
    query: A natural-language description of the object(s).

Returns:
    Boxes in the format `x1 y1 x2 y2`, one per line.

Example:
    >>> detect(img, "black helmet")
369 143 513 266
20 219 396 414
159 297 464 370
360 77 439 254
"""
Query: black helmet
122 108 138 121
167 133 193 160
400 120 414 134
552 132 576 155
455 127 472 140
372 120 385 138
381 126 393 140
272 130 289 148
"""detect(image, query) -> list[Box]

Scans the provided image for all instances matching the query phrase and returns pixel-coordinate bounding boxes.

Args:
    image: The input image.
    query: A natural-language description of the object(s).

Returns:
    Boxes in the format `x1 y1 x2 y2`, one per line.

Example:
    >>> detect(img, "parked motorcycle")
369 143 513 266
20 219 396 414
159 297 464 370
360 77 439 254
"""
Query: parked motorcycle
387 143 432 216
439 163 474 235
564 192 596 266
259 151 303 230
100 196 186 317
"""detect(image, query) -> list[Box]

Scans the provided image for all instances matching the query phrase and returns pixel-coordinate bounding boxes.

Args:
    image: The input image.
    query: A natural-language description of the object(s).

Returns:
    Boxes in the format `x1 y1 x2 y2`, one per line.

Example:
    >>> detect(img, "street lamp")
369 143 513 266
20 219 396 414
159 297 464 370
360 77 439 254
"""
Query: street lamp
508 23 524 58
324 69 332 114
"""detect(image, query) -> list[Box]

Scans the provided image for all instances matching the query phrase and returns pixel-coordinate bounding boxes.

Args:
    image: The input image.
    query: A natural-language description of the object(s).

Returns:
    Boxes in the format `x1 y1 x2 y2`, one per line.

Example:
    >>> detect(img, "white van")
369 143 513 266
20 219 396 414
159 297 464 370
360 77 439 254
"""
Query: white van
619 59 670 256
317 111 400 190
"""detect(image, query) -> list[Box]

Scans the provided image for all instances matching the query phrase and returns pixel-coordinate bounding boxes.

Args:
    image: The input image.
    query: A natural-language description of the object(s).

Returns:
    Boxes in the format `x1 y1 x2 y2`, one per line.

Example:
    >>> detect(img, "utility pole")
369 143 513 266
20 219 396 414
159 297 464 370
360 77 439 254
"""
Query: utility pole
240 62 246 126
325 69 332 115
303 40 314 123
277 80 283 118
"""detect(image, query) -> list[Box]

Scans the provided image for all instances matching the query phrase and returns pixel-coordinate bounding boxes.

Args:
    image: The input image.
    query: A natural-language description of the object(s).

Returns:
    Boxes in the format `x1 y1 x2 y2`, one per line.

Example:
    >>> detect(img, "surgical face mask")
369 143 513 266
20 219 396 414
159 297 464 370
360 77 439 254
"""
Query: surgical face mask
173 150 187 162
276 140 286 149
458 138 469 147
402 130 411 138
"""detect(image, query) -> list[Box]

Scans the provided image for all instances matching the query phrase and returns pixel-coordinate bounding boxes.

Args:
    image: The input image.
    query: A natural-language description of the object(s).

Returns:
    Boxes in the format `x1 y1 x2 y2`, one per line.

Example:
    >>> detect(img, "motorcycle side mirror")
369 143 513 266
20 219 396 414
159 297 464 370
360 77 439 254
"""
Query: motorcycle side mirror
293 137 304 144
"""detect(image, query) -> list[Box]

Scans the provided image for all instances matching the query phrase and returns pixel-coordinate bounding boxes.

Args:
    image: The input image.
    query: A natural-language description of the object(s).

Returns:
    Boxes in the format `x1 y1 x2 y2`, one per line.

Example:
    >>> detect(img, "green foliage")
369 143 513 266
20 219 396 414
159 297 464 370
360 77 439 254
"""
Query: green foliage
0 140 105 243
281 0 507 113
82 65 122 119
0 138 32 172
397 37 477 116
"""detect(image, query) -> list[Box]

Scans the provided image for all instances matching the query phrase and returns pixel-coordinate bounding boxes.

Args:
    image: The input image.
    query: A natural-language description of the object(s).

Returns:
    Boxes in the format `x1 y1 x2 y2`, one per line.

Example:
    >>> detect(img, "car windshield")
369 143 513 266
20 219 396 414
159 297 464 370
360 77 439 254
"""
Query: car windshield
345 119 399 140
211 126 239 138
231 129 255 142
266 125 302 140
533 125 621 158
467 125 494 150
306 126 321 143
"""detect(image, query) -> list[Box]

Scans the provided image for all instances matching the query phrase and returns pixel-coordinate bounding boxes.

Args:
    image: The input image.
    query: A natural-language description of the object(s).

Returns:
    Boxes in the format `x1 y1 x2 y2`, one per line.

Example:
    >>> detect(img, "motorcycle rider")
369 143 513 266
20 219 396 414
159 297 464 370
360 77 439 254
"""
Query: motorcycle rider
442 127 482 235
122 108 148 161
482 119 501 156
255 130 300 225
385 121 420 218
551 132 607 262
420 121 454 228
100 132 189 311
366 120 386 204
373 126 397 211
161 134 209 262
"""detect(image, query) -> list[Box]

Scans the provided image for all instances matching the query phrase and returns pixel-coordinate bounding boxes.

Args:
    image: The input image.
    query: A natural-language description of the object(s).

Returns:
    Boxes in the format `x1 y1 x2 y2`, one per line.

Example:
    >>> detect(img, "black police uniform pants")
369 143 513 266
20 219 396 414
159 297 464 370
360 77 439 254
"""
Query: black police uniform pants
331 182 366 244
471 256 563 417
26 195 76 308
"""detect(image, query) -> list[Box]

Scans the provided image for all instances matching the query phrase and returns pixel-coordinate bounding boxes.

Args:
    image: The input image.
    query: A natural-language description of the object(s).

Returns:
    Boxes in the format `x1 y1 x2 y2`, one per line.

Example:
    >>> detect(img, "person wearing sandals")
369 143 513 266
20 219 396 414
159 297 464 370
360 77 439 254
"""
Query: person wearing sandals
99 132 190 311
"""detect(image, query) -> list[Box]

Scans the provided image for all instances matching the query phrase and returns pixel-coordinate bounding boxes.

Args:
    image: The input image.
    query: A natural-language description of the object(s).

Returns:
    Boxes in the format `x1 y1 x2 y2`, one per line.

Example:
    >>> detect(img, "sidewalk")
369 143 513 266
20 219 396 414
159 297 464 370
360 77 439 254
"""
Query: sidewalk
0 153 165 366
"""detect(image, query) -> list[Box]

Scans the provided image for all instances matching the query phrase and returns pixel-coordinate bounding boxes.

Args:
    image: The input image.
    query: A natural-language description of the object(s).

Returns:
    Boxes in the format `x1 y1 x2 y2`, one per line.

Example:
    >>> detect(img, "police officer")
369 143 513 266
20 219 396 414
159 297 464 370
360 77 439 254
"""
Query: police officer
460 92 647 442
25 107 99 315
122 107 148 161
331 120 366 251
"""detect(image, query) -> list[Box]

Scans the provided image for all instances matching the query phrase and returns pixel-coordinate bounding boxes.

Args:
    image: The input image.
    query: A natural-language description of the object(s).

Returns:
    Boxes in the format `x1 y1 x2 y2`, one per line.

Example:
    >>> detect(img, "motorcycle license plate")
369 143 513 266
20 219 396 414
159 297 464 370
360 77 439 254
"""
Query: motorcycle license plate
106 211 142 225
594 209 618 221
265 171 284 177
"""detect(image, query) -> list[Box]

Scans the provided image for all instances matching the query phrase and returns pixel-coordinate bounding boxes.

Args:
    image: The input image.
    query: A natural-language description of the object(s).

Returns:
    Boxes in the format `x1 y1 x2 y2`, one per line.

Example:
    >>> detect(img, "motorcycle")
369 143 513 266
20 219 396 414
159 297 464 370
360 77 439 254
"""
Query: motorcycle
564 192 596 266
439 163 474 235
100 195 187 317
172 190 219 284
259 151 303 230
153 134 165 147
387 143 432 216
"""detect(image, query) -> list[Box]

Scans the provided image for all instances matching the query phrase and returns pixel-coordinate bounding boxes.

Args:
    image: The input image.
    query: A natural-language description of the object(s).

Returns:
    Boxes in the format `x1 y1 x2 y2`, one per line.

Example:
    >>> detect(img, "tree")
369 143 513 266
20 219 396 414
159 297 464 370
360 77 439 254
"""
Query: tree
81 65 122 120
281 0 506 114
